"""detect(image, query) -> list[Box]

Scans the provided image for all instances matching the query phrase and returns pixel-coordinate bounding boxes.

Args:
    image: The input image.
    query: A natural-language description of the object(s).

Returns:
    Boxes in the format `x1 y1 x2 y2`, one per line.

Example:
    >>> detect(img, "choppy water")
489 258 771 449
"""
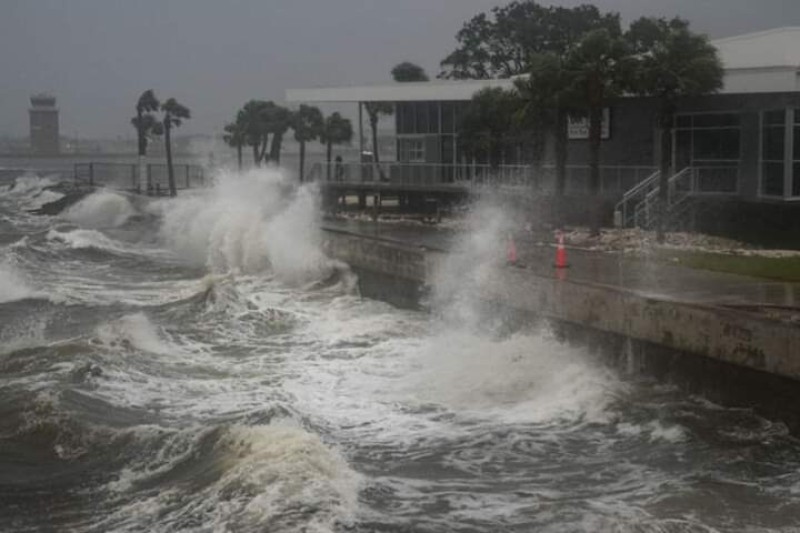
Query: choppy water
1 169 800 532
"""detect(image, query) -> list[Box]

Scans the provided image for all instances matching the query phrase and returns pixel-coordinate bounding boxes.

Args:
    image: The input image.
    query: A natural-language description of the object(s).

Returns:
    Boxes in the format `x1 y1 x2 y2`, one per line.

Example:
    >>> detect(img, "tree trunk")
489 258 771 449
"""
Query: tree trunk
326 141 332 181
252 144 260 166
657 101 675 243
555 108 568 197
258 136 269 165
588 104 603 236
370 117 380 164
164 122 177 197
269 133 283 164
236 145 242 171
299 140 306 183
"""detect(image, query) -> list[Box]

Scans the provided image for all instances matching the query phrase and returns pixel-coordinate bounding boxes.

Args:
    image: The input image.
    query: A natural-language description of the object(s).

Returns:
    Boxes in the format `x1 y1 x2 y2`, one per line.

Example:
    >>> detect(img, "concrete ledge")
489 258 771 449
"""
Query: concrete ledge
322 227 800 383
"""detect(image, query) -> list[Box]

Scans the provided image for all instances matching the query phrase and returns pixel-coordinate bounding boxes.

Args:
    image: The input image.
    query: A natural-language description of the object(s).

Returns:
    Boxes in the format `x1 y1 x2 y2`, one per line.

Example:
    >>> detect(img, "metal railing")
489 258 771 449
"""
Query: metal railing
308 161 656 196
74 162 206 195
617 165 740 229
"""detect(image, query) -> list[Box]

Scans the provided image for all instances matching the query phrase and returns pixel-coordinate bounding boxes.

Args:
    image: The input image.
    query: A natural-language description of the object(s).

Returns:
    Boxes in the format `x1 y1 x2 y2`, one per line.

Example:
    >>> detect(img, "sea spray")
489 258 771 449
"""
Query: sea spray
63 190 136 228
156 167 336 284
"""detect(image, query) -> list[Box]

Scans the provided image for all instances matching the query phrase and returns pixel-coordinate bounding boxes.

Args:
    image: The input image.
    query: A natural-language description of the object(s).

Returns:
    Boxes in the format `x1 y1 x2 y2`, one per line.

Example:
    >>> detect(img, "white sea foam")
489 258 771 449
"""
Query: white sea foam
0 259 37 303
95 313 172 356
46 228 126 252
101 422 359 532
63 190 136 228
156 167 336 284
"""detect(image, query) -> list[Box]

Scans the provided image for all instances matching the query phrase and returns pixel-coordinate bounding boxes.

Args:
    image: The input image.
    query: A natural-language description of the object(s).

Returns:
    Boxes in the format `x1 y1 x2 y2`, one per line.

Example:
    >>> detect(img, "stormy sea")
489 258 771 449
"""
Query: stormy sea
1 167 800 532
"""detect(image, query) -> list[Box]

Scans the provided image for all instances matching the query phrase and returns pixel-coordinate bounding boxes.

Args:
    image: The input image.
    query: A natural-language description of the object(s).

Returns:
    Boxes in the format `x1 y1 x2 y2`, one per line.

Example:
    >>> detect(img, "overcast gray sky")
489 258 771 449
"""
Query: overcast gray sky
2 0 798 139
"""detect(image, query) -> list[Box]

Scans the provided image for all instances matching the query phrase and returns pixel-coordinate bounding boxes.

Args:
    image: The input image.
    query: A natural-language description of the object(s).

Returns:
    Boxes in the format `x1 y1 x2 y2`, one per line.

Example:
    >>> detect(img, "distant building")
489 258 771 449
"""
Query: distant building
287 27 800 240
29 94 59 155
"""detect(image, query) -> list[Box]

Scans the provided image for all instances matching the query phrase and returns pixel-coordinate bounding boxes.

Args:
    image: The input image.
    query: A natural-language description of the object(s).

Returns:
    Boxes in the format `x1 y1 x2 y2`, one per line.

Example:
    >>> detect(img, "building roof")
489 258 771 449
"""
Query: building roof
712 27 800 70
286 27 800 103
286 79 515 103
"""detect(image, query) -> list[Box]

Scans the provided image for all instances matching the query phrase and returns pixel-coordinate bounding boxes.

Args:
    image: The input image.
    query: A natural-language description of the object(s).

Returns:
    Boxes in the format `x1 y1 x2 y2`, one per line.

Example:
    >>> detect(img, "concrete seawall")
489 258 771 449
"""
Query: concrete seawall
322 226 800 427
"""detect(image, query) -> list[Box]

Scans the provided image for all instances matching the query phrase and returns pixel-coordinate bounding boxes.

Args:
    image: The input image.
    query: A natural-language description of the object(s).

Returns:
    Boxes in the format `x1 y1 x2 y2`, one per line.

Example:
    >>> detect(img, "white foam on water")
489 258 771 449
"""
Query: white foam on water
100 422 360 533
1 174 57 197
63 190 136 228
46 228 127 252
95 313 173 356
156 167 336 284
0 258 37 303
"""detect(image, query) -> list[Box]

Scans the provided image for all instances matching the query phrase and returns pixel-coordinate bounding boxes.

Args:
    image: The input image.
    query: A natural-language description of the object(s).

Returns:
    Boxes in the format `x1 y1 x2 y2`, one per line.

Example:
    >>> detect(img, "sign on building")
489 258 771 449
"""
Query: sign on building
568 108 611 140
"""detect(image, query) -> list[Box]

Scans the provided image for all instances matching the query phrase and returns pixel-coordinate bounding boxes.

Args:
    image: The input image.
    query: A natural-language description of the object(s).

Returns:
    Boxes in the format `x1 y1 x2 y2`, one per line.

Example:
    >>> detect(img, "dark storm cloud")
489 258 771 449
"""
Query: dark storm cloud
1 0 798 138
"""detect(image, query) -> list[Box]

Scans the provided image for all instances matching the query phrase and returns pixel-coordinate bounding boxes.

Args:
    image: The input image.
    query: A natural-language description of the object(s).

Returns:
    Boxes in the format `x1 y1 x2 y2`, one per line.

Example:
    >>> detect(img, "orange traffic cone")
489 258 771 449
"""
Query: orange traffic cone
506 234 518 265
555 231 569 269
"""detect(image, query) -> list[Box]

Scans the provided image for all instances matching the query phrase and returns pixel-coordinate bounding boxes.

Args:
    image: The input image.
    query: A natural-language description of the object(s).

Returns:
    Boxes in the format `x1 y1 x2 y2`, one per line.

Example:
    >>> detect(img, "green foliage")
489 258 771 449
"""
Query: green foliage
161 98 191 129
292 104 324 143
320 113 353 147
391 62 429 82
439 0 619 79
237 100 292 165
626 17 723 105
459 87 521 167
132 89 162 157
158 97 191 197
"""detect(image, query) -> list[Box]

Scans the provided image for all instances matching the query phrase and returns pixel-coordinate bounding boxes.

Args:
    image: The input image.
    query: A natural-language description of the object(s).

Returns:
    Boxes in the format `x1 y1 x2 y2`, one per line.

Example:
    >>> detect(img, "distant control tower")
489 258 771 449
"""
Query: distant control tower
29 94 59 155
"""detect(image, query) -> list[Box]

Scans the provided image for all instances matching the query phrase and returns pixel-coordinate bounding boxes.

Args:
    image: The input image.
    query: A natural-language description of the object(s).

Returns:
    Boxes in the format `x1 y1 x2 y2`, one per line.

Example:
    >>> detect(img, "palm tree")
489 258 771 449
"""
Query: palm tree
160 98 191 197
292 104 324 182
566 28 630 235
239 100 270 166
264 104 292 165
391 62 429 82
319 112 353 180
626 17 723 242
132 89 161 191
363 101 393 170
223 111 247 171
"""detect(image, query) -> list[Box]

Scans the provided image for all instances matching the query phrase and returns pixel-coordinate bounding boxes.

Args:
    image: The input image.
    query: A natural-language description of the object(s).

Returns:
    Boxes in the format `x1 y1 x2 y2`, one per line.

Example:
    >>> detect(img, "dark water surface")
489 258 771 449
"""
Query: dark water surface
1 171 800 532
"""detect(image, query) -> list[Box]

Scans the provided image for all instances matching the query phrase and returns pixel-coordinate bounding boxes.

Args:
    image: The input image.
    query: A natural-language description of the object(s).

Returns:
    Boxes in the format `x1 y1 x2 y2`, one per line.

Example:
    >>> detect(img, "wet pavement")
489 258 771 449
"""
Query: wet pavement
322 218 800 313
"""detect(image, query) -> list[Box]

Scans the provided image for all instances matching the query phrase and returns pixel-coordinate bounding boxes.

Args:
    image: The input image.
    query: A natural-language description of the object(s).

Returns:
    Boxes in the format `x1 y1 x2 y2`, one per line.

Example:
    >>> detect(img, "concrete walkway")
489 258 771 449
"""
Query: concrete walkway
322 218 800 313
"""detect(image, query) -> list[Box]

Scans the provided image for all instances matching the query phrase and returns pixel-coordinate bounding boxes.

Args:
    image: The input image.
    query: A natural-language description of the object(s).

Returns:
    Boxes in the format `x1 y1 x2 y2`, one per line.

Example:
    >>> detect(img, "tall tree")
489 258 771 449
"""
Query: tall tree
319 112 353 180
292 104 324 182
239 100 271 166
391 62 429 82
264 103 293 165
459 87 521 168
514 52 580 195
132 89 161 190
160 98 191 197
363 102 393 166
223 111 247 171
566 28 630 235
626 17 724 242
439 1 619 79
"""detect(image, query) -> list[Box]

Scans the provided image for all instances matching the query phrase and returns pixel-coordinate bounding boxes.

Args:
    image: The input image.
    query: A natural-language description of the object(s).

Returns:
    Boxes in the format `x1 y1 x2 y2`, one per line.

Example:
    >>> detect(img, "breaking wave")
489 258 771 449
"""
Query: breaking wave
156 167 339 284
63 190 136 228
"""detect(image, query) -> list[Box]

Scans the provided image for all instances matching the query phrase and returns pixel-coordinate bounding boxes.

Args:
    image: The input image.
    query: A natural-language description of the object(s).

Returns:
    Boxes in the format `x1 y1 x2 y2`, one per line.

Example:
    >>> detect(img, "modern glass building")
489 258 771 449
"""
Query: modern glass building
287 27 800 205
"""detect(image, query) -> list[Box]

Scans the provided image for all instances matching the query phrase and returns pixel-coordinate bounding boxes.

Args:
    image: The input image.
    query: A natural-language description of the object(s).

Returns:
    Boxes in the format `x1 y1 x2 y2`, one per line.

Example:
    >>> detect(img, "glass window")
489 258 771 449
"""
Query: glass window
762 162 784 196
761 110 786 196
441 102 454 133
428 102 440 133
693 128 740 160
397 103 415 135
693 113 740 128
398 138 425 162
765 110 786 125
794 163 800 196
764 126 786 161
415 103 428 134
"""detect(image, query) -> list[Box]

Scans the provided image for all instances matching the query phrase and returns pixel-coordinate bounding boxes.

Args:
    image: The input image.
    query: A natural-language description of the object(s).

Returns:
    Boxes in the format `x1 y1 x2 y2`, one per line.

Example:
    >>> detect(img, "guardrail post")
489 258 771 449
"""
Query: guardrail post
131 164 137 191
185 164 190 189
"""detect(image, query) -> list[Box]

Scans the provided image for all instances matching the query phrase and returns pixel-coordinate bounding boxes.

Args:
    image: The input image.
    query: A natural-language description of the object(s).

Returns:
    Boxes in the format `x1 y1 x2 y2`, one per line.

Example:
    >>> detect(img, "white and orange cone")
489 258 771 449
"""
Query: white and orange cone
555 231 569 269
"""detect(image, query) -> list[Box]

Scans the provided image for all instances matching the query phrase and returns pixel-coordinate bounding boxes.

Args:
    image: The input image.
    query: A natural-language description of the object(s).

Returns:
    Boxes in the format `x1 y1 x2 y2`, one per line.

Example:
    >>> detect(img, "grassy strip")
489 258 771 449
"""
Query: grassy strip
656 249 800 282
